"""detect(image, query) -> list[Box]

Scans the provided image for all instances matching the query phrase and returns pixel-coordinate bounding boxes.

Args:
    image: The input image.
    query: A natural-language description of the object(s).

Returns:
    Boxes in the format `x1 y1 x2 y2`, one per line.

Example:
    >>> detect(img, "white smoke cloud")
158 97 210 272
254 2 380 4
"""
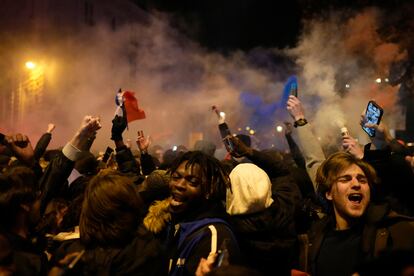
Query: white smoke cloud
1 4 411 155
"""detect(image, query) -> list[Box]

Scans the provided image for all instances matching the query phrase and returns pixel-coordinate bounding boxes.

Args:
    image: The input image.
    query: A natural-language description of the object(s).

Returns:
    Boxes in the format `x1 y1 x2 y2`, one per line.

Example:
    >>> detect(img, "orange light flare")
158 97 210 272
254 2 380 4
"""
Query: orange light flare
25 61 36 70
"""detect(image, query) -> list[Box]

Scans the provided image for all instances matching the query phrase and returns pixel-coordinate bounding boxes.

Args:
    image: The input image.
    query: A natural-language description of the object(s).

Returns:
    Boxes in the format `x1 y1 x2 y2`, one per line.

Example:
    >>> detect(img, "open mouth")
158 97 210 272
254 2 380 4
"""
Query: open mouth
170 193 186 207
348 193 363 203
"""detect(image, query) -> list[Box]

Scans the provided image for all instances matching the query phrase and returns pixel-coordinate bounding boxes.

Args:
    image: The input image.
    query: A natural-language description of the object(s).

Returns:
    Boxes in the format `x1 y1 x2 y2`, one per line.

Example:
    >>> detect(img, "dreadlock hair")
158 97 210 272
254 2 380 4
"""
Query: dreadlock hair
168 151 230 201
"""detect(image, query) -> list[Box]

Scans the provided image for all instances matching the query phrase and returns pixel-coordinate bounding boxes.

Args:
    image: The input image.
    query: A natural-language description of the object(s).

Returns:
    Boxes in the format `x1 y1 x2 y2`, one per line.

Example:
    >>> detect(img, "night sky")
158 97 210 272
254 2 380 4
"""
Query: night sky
133 0 409 52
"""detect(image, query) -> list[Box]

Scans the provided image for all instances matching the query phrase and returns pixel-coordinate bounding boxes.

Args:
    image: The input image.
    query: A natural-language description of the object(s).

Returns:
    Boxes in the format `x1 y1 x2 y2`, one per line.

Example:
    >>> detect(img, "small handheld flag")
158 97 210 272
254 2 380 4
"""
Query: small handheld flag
123 91 146 122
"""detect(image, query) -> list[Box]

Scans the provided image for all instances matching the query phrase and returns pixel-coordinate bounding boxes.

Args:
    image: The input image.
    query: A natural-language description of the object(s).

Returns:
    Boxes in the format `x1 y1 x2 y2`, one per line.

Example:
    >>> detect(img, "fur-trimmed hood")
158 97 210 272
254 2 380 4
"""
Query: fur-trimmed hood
143 198 172 234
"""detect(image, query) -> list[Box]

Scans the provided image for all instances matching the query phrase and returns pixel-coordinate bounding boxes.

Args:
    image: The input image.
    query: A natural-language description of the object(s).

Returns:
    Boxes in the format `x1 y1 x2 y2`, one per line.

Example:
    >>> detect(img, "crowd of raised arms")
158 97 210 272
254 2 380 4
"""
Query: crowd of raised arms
1 95 414 276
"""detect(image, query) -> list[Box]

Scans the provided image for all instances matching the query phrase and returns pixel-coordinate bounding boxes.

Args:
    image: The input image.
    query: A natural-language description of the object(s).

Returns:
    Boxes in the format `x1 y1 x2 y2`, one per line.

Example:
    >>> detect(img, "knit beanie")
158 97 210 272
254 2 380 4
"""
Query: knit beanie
227 163 273 215
140 170 171 203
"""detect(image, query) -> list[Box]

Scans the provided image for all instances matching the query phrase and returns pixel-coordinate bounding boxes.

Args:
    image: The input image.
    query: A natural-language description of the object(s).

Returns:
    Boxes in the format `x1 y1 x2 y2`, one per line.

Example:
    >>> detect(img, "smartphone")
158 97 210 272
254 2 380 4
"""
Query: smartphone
362 101 384 137
215 239 230 268
102 146 114 163
290 82 298 97
223 137 234 152
218 123 234 152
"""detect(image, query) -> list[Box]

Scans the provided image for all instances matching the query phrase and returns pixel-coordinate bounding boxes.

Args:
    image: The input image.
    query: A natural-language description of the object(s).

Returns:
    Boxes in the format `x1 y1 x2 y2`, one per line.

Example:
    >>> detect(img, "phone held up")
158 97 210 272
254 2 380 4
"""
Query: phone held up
285 75 298 98
290 81 298 97
102 146 114 163
362 100 384 137
214 106 235 153
218 124 234 153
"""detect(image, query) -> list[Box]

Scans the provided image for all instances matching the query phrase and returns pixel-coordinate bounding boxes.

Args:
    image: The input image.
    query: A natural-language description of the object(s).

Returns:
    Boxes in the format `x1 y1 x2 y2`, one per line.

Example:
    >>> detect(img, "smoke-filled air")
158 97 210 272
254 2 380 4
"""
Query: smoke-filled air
0 3 412 153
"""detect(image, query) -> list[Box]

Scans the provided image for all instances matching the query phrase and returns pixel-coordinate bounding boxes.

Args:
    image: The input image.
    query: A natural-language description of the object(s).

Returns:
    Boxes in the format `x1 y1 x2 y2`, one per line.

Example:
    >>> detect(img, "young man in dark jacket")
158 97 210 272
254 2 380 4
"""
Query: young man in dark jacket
297 152 414 276
144 151 240 276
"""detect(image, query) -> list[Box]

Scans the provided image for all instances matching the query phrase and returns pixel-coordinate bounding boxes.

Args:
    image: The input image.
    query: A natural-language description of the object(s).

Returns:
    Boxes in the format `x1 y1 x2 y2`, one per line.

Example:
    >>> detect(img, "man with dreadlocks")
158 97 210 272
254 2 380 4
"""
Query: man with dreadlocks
144 151 240 276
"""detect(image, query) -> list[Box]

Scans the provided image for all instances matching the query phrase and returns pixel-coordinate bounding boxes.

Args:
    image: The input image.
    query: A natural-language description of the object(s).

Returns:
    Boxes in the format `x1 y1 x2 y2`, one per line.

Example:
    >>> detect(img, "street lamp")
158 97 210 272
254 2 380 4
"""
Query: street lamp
25 61 36 69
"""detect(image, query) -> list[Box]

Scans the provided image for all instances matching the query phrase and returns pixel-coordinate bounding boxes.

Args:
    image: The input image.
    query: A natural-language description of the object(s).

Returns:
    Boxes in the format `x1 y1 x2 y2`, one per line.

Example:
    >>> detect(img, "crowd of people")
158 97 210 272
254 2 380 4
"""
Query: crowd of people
1 95 414 276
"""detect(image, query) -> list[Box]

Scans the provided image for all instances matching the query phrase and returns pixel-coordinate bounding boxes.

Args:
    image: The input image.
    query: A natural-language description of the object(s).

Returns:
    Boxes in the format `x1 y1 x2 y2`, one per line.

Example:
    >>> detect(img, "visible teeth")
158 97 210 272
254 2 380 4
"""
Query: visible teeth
171 199 183 207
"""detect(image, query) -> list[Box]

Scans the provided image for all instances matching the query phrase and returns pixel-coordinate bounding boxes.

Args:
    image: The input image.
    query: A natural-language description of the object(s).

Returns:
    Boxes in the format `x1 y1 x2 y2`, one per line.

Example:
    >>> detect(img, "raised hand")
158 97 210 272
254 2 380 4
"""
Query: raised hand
136 130 151 153
226 135 253 158
47 123 56 134
342 135 364 159
78 116 101 137
287 95 306 121
195 252 217 276
6 133 35 166
70 116 101 151
111 115 127 141
360 113 393 143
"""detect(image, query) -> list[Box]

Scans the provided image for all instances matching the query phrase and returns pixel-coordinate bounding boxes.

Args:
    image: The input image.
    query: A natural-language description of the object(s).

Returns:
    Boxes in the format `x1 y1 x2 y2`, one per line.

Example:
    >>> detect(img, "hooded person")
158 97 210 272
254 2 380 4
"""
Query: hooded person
226 163 273 215
227 163 298 276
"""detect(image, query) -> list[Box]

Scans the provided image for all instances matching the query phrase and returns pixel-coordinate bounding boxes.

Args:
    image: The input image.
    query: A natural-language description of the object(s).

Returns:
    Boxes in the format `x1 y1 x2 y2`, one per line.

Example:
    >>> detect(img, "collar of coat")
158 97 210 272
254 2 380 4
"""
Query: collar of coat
143 197 229 234
143 198 172 234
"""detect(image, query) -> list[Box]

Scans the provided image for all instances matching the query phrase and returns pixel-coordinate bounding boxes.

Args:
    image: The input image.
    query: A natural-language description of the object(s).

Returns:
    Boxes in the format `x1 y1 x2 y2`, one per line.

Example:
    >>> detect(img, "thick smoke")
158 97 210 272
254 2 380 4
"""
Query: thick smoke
3 12 288 152
291 8 407 146
1 3 412 155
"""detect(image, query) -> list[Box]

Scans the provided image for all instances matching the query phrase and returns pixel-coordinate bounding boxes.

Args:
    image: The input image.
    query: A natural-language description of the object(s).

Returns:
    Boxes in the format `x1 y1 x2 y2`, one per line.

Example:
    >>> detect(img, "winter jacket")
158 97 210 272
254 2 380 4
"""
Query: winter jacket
293 123 326 191
229 201 298 276
167 217 237 276
38 151 74 215
144 199 240 276
297 203 414 275
34 133 52 161
3 231 48 276
228 151 301 276
54 225 166 275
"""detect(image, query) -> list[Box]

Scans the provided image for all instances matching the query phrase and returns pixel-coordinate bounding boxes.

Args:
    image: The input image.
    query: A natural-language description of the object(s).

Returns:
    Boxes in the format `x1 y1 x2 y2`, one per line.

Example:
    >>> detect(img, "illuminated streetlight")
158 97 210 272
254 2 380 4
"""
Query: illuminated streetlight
345 84 350 89
384 78 389 83
245 126 251 131
25 61 36 69
249 129 255 135
276 125 283 133
375 78 382 84
219 111 225 118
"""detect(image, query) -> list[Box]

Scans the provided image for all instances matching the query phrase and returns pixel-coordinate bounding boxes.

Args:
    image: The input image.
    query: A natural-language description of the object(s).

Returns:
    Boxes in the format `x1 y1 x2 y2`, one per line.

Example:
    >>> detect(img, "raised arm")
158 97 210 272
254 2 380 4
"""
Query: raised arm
38 116 101 214
34 123 55 160
136 130 156 175
111 115 140 174
286 95 325 191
